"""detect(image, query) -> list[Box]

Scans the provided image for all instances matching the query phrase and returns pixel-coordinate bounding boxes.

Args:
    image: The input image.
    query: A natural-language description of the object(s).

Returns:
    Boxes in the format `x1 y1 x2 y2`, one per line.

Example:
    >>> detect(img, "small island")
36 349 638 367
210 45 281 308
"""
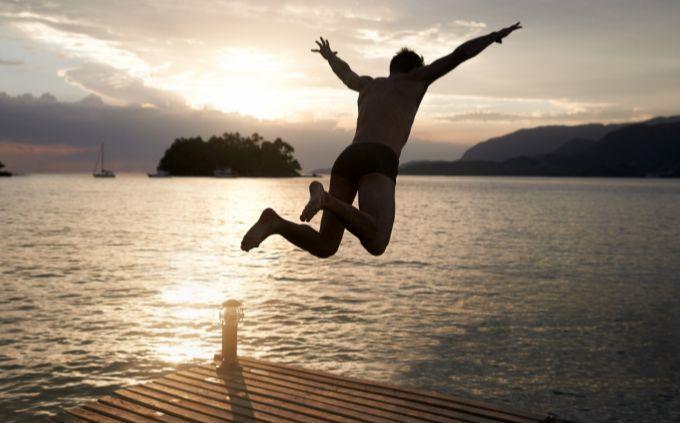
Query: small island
156 132 301 177
0 161 11 177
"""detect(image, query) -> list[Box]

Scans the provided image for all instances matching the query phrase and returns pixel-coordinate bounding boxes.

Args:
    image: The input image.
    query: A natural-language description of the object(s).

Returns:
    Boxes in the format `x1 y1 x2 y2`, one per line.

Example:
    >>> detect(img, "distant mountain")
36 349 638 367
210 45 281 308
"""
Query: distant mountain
399 160 506 175
582 122 680 176
549 137 595 157
460 115 680 162
400 120 680 177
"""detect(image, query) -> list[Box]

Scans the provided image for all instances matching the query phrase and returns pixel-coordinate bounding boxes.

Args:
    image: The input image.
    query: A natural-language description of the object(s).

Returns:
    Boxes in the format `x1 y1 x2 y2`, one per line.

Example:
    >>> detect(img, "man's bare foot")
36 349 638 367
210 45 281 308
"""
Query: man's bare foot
300 181 327 222
241 208 280 252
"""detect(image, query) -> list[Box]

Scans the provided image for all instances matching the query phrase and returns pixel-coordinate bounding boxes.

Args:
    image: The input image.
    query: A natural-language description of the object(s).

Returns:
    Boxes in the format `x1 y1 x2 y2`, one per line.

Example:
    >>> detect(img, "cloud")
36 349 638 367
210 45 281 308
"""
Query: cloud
12 21 151 76
0 58 23 66
440 112 527 122
4 6 368 121
59 64 187 108
453 20 487 29
0 141 94 157
438 107 650 124
352 20 487 60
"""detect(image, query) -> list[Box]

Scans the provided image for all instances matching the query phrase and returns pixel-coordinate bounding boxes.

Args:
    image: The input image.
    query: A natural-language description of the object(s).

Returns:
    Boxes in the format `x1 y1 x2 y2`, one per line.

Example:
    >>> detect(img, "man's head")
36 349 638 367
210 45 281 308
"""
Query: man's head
390 48 424 74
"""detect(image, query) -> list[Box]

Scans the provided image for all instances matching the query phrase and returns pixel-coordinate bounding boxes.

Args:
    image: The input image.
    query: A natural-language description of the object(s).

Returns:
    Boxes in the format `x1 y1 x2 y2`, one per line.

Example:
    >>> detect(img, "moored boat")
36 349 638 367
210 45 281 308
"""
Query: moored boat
93 143 115 178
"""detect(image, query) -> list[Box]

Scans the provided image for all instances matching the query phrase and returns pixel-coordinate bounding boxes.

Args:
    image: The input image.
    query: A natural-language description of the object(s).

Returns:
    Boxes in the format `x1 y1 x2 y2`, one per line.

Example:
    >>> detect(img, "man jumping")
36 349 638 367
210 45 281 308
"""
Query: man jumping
241 22 522 257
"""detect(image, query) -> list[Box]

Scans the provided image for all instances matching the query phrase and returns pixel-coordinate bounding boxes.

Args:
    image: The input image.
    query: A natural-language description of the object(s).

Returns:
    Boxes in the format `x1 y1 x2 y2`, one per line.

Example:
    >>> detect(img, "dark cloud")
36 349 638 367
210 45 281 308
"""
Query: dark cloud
0 92 465 172
0 58 23 66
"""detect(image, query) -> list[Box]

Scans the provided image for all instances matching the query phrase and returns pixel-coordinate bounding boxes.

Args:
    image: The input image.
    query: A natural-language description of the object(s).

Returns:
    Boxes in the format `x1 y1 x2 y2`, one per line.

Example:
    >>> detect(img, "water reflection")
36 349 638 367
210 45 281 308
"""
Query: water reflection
160 284 220 306
154 342 207 364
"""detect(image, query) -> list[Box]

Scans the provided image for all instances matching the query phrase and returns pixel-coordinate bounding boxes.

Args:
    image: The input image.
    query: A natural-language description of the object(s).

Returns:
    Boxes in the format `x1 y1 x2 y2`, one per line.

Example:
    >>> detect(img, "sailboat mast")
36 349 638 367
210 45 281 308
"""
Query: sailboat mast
93 144 101 173
101 143 105 170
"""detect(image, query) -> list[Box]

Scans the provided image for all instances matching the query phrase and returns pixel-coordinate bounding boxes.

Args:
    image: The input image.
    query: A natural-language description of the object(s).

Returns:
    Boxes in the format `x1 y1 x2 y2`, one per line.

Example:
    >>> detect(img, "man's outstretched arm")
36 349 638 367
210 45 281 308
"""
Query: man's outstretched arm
312 37 372 92
413 22 522 86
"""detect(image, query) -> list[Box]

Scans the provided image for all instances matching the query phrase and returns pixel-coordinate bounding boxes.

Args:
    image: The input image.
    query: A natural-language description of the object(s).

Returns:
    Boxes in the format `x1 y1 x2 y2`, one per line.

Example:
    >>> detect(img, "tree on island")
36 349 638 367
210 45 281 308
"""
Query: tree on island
158 132 301 177
0 160 10 176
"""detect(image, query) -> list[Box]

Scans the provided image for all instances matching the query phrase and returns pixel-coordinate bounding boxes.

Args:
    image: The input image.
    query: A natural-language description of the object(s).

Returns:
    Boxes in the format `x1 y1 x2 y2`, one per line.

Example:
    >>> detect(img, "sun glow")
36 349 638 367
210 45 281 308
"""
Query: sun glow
12 20 304 119
173 47 300 120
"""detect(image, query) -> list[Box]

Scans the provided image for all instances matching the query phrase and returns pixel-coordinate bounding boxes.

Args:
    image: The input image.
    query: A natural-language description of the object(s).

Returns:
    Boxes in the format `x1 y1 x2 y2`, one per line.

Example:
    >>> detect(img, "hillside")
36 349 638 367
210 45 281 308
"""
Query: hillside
460 115 680 162
400 121 680 177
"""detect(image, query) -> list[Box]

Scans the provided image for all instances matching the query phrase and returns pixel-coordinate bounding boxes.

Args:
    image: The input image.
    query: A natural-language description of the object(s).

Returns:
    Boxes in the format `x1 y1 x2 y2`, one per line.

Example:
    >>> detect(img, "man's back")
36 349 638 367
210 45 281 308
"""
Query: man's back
353 75 427 155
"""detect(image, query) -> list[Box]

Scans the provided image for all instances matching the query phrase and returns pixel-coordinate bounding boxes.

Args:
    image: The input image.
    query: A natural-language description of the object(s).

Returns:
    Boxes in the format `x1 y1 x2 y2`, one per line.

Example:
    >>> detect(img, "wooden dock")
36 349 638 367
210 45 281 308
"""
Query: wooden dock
53 301 555 422
53 356 553 423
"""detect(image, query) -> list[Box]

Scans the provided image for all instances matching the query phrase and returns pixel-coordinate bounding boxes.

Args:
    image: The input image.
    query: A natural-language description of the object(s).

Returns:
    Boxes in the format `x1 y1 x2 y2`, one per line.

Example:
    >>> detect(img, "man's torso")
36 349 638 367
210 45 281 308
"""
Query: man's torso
352 75 427 156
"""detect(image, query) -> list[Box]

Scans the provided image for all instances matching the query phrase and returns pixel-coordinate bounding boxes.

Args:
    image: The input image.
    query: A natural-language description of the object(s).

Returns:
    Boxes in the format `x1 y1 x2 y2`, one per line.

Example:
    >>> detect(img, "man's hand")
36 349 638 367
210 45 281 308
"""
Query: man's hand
311 37 337 60
494 22 522 44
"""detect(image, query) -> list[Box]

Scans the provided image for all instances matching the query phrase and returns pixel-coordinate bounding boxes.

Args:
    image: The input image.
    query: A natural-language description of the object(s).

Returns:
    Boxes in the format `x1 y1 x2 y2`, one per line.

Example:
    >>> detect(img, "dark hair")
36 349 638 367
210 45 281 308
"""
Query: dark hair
389 48 424 74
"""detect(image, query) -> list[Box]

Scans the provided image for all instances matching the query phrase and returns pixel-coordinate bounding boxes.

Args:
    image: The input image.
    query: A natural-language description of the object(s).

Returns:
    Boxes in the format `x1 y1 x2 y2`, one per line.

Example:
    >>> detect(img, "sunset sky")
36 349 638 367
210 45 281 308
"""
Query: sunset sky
1 0 679 172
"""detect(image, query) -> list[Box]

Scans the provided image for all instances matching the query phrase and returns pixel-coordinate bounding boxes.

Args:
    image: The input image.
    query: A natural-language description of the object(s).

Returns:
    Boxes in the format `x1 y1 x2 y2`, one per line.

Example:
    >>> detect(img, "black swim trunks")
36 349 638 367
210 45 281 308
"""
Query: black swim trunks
331 142 399 185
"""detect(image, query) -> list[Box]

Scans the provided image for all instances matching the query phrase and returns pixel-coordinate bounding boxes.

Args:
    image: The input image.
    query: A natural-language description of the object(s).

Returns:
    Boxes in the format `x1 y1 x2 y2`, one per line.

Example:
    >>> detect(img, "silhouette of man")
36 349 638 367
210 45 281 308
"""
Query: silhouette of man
242 22 522 257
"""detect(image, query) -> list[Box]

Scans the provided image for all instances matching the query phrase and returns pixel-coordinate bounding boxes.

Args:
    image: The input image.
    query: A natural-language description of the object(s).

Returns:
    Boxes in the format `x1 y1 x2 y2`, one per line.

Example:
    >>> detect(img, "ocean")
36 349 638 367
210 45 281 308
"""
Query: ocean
1 174 679 422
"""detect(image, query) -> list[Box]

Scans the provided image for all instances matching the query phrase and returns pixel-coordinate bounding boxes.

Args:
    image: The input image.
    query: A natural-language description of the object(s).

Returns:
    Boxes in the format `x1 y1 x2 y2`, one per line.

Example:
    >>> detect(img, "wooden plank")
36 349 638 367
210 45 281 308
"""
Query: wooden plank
206 362 532 423
186 366 466 423
267 357 545 421
51 411 89 422
114 388 228 423
127 385 241 422
82 402 156 423
97 396 186 423
160 372 363 423
153 377 319 423
140 380 293 423
236 358 545 423
187 369 414 421
66 406 126 423
205 363 496 423
192 365 498 423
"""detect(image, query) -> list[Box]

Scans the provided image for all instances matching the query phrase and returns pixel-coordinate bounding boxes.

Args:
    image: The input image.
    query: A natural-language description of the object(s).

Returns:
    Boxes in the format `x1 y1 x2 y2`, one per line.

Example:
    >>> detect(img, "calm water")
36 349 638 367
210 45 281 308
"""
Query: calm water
1 174 679 422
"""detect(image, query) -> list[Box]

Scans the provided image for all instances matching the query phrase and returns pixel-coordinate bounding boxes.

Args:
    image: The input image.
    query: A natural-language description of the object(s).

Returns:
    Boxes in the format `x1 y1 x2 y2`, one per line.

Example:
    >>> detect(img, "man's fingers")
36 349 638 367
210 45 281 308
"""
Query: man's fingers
315 40 322 48
311 49 320 53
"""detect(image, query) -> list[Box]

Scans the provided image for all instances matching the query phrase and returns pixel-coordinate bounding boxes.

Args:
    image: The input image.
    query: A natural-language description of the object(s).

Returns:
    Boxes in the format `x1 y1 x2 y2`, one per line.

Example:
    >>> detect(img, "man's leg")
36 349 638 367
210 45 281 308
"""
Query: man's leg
300 173 395 255
240 175 357 257
301 180 379 241
356 173 396 255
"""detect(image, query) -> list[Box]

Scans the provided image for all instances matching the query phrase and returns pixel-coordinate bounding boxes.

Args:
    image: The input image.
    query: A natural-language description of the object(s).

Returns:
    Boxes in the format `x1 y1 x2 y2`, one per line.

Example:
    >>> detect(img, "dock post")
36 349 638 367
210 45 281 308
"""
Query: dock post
217 299 244 371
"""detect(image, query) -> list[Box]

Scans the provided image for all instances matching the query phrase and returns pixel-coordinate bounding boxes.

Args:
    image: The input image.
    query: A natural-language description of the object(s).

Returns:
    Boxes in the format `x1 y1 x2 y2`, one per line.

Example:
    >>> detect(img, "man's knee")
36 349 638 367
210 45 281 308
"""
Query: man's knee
313 241 339 258
361 238 388 256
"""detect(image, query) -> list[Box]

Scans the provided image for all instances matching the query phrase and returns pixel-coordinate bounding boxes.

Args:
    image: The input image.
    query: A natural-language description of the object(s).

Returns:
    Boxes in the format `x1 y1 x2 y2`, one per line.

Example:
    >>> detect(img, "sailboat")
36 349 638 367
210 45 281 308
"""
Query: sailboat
93 143 115 178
